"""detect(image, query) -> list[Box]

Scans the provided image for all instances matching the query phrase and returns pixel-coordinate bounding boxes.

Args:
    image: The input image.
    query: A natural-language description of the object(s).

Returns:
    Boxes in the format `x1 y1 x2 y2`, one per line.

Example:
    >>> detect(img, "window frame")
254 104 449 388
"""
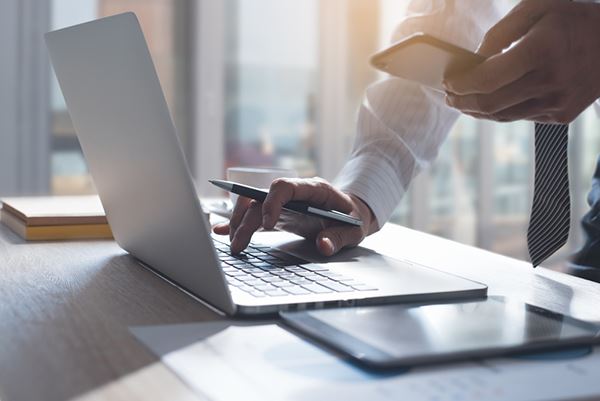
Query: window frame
191 0 227 196
0 0 51 196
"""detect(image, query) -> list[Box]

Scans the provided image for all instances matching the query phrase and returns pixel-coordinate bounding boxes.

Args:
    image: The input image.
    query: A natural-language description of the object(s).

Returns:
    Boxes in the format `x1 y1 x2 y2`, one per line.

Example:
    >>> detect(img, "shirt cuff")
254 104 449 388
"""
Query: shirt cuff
334 153 413 229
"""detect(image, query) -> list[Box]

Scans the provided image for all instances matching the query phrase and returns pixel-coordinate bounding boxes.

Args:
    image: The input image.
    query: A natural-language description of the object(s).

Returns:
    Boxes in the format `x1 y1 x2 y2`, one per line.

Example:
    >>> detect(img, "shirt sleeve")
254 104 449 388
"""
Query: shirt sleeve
335 0 506 228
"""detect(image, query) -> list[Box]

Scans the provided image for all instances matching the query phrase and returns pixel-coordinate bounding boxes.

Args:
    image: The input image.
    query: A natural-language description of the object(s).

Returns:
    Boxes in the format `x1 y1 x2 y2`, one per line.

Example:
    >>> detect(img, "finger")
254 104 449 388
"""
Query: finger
262 178 354 229
316 226 364 256
446 71 546 115
462 110 517 123
230 200 263 254
212 222 230 235
531 115 560 124
461 110 550 124
275 211 327 239
481 98 555 123
445 36 539 95
477 0 548 56
229 196 252 241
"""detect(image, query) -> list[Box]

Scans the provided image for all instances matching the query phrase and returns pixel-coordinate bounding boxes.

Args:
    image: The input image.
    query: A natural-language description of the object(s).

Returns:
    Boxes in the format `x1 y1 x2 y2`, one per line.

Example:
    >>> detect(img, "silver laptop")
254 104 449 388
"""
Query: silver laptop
45 12 486 316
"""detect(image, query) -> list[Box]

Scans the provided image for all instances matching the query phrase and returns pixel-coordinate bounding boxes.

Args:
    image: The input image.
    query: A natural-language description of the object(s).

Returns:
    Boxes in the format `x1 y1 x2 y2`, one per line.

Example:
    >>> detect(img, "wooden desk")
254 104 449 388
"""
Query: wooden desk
1 222 599 401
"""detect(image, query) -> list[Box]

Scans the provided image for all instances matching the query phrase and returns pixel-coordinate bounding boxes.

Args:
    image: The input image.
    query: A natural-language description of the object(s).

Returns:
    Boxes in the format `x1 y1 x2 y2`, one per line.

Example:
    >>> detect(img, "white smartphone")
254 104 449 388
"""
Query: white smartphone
370 33 485 92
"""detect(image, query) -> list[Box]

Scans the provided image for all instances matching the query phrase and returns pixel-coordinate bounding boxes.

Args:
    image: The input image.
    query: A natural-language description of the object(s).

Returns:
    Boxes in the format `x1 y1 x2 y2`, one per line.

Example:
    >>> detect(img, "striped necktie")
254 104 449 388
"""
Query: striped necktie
527 123 570 267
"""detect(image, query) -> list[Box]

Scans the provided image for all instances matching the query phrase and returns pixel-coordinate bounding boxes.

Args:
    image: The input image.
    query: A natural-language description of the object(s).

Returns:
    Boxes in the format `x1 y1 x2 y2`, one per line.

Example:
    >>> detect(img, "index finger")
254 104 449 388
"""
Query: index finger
444 36 537 95
261 178 354 229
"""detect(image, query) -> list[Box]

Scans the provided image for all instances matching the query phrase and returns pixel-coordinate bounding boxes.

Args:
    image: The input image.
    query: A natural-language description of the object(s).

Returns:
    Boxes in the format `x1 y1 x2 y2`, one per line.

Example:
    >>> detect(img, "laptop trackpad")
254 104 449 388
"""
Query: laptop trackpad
274 239 486 296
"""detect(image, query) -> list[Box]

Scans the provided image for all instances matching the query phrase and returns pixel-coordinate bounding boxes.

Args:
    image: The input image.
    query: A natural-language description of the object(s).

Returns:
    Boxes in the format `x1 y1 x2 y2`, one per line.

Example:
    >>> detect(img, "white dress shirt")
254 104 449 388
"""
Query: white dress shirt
335 0 510 227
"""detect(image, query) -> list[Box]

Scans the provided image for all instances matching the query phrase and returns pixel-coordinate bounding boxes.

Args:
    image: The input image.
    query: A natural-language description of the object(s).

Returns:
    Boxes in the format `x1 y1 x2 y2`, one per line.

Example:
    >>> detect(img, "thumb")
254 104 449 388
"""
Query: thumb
477 1 547 57
316 226 364 256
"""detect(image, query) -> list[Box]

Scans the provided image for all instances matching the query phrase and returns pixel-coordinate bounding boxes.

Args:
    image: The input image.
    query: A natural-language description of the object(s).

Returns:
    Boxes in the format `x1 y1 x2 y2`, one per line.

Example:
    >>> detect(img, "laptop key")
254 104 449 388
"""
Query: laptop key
284 287 311 295
273 271 296 277
237 285 254 293
229 260 251 265
255 263 279 269
285 266 306 273
262 276 285 283
319 280 353 292
320 272 349 281
245 280 266 287
253 283 276 291
333 276 355 282
295 270 317 277
245 249 264 255
226 271 247 278
300 264 329 272
303 274 326 282
226 278 242 286
290 278 312 286
301 283 333 294
250 291 266 298
272 281 295 288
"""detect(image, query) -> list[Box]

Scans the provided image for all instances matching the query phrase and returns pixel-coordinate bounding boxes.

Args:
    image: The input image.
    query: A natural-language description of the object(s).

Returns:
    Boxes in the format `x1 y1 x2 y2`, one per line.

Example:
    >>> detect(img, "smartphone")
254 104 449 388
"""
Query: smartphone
370 33 485 92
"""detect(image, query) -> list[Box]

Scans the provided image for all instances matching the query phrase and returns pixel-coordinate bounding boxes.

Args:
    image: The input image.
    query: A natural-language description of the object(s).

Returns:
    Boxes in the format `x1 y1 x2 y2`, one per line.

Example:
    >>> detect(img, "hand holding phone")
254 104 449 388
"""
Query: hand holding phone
370 33 485 92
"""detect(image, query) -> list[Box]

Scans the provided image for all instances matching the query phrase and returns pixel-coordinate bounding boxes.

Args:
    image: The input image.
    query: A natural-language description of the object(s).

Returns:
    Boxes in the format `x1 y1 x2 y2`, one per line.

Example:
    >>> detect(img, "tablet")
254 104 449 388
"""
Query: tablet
280 297 600 369
370 33 485 91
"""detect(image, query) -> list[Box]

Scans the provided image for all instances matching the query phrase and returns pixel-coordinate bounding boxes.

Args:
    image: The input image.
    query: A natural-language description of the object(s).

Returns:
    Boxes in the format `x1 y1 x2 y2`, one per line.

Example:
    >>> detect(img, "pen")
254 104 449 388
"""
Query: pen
208 179 363 226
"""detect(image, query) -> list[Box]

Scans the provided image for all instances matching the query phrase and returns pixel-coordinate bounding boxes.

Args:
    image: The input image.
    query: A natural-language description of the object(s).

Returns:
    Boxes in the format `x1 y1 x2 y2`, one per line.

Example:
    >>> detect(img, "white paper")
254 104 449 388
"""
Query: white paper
132 323 600 401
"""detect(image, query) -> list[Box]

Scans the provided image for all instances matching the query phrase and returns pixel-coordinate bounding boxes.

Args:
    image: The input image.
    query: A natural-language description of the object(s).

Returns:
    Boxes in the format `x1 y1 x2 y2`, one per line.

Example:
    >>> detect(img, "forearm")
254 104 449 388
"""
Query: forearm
336 0 506 227
336 81 460 227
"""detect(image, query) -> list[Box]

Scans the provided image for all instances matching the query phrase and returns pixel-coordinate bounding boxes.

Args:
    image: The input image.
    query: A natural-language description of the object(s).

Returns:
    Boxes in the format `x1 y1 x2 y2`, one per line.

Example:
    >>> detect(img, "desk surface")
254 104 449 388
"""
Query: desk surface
1 221 599 401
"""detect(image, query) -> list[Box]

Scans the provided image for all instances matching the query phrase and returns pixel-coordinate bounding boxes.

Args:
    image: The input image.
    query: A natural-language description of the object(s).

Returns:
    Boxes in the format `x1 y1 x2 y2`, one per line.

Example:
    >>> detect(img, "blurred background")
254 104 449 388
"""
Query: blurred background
1 0 599 269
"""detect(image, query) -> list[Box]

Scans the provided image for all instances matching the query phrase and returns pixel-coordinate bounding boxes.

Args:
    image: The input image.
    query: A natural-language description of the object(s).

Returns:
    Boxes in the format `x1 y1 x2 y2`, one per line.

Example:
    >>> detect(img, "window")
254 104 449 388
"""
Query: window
223 0 319 177
50 0 188 194
6 0 598 269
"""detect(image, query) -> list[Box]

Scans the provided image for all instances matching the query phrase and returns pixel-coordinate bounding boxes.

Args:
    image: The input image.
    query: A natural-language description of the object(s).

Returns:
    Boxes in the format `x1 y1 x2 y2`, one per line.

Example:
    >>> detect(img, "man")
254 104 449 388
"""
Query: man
214 0 600 279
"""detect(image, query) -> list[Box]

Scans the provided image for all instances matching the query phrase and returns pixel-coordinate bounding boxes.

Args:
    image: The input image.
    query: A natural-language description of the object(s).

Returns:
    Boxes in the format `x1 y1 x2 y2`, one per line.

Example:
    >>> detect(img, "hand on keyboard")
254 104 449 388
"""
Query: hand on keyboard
212 177 377 256
213 239 378 297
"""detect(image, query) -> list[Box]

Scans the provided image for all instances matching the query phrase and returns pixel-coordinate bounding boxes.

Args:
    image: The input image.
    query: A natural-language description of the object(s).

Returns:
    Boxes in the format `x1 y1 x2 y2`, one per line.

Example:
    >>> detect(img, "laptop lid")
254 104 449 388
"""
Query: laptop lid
45 12 236 315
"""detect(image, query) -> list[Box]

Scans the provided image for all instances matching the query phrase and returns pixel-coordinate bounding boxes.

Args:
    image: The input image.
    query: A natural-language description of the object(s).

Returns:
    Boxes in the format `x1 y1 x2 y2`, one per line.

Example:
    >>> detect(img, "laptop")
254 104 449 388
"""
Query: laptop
45 12 486 316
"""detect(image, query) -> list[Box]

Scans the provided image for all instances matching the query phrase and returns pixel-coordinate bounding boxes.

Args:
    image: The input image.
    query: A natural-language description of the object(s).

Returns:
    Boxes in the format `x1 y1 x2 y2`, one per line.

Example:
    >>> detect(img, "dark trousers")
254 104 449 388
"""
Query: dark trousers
572 155 600 269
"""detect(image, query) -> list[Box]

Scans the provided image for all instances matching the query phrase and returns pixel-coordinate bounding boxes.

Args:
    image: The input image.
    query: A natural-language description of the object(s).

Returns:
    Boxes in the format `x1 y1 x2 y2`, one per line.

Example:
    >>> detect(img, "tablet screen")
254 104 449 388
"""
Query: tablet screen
282 297 600 366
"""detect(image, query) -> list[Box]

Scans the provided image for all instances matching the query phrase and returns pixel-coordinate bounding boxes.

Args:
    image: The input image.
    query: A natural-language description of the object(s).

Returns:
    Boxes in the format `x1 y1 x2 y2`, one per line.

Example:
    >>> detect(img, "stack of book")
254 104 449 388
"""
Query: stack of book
0 195 113 240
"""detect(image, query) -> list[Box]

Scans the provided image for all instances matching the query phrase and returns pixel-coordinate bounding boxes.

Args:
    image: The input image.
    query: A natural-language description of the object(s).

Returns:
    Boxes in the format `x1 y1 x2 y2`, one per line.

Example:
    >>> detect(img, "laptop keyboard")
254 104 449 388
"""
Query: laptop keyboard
213 239 377 298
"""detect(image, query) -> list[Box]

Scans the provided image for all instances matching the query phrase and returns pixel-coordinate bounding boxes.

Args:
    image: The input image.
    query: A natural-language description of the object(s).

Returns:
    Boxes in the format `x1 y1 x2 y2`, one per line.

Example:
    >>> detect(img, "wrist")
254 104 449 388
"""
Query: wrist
347 193 379 235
